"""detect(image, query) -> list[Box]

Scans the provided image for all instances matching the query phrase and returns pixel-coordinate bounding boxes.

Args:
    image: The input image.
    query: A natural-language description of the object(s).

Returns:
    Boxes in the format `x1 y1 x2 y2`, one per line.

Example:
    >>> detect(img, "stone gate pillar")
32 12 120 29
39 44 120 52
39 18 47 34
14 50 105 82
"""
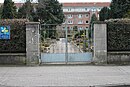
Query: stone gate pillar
93 23 107 64
26 22 40 65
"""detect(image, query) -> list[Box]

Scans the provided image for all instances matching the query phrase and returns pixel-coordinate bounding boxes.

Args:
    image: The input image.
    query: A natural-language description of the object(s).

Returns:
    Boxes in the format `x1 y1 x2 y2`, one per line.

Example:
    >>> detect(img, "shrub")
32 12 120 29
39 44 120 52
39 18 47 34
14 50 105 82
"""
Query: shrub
0 19 29 53
106 19 130 51
44 43 49 47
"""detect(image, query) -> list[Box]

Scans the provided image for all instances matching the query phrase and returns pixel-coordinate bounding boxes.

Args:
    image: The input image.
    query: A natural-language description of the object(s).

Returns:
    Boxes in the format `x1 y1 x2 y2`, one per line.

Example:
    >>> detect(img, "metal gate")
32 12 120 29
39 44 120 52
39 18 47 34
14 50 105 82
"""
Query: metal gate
40 24 92 64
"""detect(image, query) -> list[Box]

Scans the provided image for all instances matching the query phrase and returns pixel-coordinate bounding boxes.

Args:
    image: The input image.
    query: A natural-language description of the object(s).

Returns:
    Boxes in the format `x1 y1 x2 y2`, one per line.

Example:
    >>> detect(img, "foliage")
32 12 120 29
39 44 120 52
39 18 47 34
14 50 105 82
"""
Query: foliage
37 0 65 38
0 19 28 53
37 0 65 24
0 6 3 19
90 14 98 25
17 1 35 21
40 25 57 40
89 14 98 39
124 10 130 18
74 30 85 38
99 7 111 21
110 0 130 19
106 19 130 51
73 26 78 31
1 0 17 19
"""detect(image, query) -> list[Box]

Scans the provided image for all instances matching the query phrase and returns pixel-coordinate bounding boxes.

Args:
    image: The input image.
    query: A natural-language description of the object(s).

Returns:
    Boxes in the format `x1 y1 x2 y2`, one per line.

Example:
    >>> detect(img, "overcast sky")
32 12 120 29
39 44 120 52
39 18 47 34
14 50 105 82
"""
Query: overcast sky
0 0 111 3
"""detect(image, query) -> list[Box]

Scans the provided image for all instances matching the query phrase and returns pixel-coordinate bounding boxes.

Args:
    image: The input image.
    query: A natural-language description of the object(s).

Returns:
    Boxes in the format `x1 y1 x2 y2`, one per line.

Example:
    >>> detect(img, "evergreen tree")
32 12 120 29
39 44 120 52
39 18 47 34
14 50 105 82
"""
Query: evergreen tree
89 14 97 39
37 0 65 24
37 0 65 38
124 10 130 18
1 0 17 19
18 1 34 21
0 6 2 19
89 14 98 45
90 14 98 27
73 26 78 32
99 7 111 21
110 0 130 18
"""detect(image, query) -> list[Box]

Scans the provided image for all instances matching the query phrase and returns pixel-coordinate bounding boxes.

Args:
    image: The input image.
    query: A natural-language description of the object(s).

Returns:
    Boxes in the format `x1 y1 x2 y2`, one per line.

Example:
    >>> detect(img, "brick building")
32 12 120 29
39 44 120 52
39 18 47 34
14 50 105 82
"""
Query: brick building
61 2 110 31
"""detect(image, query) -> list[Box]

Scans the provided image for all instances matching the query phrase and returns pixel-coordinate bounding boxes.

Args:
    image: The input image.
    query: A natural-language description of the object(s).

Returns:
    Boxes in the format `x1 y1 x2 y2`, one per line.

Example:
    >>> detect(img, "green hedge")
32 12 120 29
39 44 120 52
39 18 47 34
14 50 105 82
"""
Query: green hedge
106 19 130 51
0 19 28 53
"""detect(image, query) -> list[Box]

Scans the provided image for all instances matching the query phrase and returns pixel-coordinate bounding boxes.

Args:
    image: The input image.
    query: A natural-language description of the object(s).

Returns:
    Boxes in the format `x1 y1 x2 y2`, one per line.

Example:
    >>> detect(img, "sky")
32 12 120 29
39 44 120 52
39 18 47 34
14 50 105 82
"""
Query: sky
0 0 111 3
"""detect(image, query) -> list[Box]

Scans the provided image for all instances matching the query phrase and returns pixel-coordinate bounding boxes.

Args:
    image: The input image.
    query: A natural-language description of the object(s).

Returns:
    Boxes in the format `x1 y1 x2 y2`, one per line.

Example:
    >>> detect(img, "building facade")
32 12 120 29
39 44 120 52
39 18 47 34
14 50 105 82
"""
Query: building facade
61 2 110 31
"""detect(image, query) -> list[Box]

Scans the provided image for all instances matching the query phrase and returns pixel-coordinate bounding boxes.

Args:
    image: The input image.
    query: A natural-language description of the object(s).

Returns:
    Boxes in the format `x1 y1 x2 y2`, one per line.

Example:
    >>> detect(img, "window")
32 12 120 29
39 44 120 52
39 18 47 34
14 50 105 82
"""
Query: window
62 27 65 30
78 20 83 24
70 27 73 30
79 8 82 11
86 21 89 24
78 14 82 18
68 14 73 18
86 14 89 17
78 27 83 30
92 8 97 12
85 8 87 11
68 8 71 11
98 8 101 11
86 27 89 30
68 20 73 24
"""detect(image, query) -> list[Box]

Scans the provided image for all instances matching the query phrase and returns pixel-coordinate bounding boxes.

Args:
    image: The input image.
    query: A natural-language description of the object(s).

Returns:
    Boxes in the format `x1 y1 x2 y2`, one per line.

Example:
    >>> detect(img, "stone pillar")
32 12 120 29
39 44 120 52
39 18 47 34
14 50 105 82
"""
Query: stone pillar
93 23 107 64
26 22 40 65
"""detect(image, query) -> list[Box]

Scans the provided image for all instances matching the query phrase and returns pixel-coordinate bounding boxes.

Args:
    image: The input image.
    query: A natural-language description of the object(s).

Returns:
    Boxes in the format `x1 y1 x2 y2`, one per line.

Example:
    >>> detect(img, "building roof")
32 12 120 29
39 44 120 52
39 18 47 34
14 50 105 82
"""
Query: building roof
62 2 110 7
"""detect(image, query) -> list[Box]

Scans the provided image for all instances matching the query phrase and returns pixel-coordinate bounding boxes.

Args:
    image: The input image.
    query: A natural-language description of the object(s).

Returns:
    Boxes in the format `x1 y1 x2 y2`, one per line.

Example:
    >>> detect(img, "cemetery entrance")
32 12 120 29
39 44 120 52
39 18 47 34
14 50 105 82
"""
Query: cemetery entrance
40 24 92 64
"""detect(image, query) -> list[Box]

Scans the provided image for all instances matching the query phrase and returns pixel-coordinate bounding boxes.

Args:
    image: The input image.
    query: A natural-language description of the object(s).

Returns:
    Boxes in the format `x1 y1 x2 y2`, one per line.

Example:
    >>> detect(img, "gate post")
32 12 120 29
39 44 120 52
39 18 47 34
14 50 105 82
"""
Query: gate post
93 22 107 64
26 22 40 66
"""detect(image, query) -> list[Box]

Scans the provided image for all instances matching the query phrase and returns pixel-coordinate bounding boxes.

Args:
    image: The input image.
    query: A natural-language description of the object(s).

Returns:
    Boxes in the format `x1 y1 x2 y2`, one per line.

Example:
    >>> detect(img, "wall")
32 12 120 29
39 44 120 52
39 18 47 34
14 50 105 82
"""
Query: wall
0 53 26 65
108 52 130 64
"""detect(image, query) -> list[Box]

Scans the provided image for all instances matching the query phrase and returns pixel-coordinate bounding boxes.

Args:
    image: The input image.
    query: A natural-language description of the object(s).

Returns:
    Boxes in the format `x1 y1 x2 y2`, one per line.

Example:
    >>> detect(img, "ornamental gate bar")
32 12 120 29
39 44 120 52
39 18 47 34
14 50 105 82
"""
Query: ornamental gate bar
40 24 92 64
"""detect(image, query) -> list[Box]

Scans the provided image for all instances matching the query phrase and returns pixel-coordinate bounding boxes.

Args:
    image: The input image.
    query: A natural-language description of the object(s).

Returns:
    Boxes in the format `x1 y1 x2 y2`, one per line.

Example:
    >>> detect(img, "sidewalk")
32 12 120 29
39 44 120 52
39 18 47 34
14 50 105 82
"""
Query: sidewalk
0 65 130 87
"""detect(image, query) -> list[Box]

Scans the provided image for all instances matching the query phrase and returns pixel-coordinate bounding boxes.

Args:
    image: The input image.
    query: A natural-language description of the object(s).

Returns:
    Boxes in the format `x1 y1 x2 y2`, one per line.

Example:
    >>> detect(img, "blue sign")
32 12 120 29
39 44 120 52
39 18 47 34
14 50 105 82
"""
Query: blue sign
0 26 10 39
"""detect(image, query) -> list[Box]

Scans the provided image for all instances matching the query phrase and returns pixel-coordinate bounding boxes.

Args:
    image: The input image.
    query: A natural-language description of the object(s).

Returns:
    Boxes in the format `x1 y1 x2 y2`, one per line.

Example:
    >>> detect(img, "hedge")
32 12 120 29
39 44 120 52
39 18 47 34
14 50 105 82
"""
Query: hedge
0 19 29 53
106 19 130 51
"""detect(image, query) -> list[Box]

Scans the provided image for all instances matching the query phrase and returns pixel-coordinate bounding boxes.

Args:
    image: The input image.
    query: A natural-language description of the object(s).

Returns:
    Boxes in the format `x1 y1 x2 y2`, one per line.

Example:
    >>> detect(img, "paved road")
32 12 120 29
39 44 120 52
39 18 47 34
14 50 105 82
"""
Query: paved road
0 66 130 87
49 38 81 53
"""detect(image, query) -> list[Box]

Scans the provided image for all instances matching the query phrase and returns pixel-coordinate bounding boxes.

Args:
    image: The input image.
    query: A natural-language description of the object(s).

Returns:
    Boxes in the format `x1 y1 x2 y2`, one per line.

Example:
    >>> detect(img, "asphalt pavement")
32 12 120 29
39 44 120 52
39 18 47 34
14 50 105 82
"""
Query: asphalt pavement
0 65 130 87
